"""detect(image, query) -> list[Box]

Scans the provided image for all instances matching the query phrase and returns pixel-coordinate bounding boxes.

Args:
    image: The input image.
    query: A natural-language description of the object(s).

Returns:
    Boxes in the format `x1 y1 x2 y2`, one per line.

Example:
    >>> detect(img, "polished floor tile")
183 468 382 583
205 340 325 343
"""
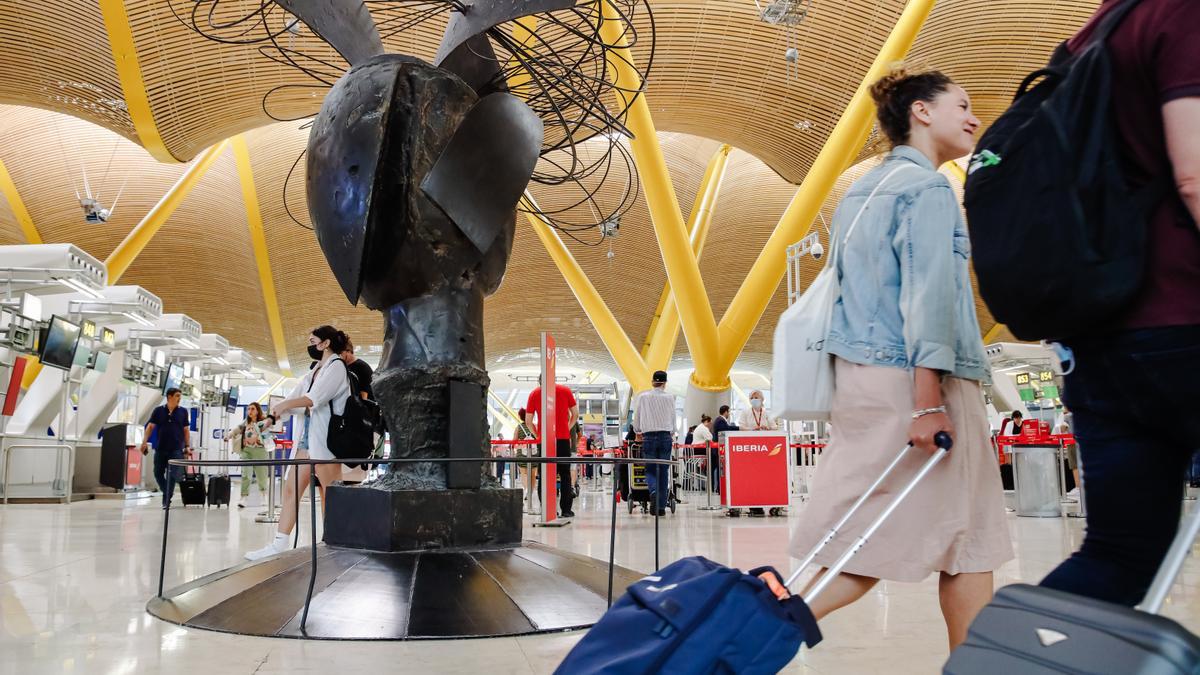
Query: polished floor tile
1 484 1196 674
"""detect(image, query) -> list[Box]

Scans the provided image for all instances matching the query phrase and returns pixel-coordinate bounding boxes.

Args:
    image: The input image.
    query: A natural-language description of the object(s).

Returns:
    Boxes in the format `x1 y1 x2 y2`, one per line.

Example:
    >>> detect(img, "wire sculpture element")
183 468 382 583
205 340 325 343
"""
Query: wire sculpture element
168 0 653 236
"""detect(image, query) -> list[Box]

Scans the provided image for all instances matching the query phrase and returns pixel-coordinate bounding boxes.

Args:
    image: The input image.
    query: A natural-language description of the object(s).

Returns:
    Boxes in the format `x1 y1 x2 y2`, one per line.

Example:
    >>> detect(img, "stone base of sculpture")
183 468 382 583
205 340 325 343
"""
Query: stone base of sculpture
322 484 522 551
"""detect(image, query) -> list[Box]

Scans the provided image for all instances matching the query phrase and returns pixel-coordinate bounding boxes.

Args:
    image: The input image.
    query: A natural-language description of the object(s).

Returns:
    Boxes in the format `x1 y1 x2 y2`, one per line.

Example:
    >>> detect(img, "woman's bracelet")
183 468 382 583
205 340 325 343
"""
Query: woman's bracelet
912 406 947 420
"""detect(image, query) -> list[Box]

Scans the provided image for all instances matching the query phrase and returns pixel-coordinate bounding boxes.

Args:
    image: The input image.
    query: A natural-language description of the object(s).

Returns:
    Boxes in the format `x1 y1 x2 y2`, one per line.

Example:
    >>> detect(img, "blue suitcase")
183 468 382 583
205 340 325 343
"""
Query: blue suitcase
557 434 953 674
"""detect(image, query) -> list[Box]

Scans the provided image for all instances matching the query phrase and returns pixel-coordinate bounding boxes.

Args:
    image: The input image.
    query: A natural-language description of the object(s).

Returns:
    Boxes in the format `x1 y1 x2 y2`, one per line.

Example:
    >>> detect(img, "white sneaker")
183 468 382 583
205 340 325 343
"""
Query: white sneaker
1061 487 1080 503
245 537 289 561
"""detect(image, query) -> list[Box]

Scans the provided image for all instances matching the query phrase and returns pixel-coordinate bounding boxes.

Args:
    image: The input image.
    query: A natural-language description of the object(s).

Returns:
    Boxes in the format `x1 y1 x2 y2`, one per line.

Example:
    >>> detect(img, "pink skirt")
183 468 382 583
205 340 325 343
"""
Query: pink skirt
789 359 1013 582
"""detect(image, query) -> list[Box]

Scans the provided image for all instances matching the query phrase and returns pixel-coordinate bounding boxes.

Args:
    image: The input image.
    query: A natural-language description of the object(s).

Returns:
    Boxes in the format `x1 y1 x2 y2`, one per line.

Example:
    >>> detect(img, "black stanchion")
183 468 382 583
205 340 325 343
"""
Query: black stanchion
293 467 300 549
654 500 660 570
608 468 618 608
158 499 171 598
301 463 318 631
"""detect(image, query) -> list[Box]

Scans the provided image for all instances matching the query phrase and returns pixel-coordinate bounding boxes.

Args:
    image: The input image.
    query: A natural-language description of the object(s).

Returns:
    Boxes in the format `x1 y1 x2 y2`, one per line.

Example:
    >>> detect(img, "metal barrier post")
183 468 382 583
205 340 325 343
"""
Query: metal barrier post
654 497 660 570
608 457 618 607
293 467 301 549
158 498 171 597
698 442 722 511
301 463 318 631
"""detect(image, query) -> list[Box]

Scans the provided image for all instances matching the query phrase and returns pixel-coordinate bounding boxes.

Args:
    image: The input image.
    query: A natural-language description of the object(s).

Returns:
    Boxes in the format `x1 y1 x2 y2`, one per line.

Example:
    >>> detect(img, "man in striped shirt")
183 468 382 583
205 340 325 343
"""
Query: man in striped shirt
633 370 676 515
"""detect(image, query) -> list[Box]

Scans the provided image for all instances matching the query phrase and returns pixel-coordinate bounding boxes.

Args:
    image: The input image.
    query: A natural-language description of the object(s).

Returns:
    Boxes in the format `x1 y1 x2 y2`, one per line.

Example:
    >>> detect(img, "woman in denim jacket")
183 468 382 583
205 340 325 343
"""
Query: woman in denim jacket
784 69 1013 650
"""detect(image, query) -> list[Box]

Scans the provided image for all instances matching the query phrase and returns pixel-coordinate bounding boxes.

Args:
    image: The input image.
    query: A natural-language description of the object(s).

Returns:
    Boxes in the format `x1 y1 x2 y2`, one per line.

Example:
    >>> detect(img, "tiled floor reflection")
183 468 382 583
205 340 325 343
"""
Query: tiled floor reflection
1 485 1196 674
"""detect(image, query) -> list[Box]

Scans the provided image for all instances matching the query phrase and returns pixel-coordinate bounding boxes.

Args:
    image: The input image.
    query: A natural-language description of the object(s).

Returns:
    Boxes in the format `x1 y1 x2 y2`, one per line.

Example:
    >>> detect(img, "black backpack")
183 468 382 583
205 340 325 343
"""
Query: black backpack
326 358 379 468
964 0 1168 341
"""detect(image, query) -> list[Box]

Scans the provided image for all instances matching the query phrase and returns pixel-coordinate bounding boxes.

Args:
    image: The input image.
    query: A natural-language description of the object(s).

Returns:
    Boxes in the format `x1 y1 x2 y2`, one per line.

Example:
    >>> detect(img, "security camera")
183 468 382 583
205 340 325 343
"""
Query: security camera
811 242 824 260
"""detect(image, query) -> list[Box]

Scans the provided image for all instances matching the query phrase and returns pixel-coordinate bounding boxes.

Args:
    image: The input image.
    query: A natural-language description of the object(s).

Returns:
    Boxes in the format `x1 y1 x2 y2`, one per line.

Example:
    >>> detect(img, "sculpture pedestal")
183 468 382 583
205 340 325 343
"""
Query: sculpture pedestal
146 542 641 639
322 484 523 551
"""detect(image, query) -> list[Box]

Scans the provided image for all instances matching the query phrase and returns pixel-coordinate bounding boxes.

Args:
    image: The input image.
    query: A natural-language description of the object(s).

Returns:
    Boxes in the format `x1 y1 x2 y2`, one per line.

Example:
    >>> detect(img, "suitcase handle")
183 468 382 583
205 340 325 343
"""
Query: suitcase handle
786 432 953 595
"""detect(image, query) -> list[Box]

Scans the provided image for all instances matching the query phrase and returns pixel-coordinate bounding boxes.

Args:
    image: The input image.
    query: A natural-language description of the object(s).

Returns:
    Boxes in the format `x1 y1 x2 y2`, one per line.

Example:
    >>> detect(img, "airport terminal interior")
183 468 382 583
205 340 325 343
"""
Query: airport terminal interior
0 0 1197 673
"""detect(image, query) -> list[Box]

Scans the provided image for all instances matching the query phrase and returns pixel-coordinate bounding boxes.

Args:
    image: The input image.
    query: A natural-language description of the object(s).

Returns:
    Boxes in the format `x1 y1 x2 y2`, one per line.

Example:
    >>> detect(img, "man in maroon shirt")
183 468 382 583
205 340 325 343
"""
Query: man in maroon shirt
1039 0 1200 607
526 378 580 517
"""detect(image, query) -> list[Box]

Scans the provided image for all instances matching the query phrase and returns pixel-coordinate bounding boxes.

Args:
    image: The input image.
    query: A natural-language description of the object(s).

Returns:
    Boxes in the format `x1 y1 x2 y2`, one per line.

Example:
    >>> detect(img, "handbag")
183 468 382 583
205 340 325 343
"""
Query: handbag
773 164 918 420
325 358 379 468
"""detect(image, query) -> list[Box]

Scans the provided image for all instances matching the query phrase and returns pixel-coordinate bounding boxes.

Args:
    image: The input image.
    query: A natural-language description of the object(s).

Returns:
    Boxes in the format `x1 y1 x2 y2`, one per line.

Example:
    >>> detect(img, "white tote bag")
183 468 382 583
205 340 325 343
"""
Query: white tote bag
773 165 916 421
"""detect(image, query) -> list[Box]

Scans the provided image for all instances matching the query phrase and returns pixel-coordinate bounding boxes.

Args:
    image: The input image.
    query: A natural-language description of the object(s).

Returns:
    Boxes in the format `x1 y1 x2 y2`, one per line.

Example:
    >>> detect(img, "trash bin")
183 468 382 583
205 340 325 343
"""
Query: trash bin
1012 444 1061 517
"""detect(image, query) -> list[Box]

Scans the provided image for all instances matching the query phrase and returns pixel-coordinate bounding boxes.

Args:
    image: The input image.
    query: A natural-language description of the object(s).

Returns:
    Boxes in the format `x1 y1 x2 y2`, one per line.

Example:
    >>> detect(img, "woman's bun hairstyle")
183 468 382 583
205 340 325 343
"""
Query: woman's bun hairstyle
869 66 954 147
311 325 350 355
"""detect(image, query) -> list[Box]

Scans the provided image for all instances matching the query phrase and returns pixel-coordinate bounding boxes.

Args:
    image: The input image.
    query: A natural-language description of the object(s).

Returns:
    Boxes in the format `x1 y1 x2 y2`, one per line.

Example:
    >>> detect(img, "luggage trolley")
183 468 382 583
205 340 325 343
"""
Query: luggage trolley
618 441 676 514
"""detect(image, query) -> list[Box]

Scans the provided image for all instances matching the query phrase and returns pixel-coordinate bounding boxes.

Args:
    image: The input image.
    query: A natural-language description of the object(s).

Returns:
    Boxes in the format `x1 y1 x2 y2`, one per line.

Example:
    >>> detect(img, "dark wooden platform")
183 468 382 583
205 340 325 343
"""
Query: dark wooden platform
147 542 642 640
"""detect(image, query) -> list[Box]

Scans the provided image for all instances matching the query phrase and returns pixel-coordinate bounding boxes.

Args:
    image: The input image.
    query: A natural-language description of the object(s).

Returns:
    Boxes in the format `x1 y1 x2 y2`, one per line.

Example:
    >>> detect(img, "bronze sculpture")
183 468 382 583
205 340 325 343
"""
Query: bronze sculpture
147 0 652 639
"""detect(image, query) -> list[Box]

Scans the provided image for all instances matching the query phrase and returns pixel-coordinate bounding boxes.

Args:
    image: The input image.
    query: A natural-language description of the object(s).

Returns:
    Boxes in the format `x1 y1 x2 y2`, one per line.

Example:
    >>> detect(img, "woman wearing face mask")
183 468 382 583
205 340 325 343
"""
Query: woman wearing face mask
773 69 1013 650
736 390 779 431
245 325 351 561
734 391 780 516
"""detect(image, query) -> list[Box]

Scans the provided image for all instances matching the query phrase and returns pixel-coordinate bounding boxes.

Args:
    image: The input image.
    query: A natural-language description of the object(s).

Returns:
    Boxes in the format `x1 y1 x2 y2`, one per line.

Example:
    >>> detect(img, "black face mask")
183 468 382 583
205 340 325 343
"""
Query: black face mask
307 345 323 361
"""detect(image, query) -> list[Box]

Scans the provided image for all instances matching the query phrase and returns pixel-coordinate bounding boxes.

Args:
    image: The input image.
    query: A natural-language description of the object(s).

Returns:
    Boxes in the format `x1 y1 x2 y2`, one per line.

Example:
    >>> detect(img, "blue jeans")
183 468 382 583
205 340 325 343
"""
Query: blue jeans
642 431 672 510
1040 326 1200 606
153 449 185 506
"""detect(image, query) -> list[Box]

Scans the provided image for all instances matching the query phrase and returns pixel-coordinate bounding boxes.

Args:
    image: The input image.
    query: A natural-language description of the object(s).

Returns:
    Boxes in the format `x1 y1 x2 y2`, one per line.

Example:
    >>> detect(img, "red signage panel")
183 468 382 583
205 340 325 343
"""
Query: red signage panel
541 332 556 522
723 431 790 508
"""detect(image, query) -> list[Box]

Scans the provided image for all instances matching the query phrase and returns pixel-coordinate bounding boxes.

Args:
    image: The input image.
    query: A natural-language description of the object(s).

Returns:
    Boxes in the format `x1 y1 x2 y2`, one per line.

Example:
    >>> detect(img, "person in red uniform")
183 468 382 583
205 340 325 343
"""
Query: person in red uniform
1039 0 1200 607
526 378 580 517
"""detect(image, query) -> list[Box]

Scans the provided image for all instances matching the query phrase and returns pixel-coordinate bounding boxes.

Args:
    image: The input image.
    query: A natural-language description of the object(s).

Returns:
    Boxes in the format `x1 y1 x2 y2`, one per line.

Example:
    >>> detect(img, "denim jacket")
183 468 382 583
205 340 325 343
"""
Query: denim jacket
826 146 992 384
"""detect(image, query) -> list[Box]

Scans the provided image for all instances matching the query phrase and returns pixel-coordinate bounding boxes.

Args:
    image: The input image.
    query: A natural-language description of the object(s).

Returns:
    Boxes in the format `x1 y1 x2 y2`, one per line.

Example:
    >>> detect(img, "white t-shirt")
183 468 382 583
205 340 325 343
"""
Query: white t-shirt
287 357 351 461
692 423 714 445
737 406 779 431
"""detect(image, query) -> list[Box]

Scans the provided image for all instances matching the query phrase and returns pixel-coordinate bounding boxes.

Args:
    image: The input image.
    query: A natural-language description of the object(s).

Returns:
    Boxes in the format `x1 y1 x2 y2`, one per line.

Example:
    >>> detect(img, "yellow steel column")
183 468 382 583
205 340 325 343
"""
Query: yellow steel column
983 323 1006 344
506 18 539 100
99 0 179 163
640 144 728 358
715 0 939 374
943 159 967 183
643 144 732 373
231 135 293 376
0 158 42 244
522 193 652 391
598 1 721 385
256 376 289 404
105 139 229 284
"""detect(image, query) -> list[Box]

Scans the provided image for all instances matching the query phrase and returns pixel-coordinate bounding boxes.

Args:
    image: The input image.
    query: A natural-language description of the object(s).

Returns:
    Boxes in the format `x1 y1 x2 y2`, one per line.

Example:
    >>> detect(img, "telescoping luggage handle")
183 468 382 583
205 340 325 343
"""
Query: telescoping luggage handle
1140 495 1200 614
785 431 954 602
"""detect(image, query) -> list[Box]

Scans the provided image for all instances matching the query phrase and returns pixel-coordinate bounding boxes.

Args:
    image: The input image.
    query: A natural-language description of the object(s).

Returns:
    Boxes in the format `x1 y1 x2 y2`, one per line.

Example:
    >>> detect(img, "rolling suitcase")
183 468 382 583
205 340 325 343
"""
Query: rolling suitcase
178 471 206 507
944 501 1200 674
207 474 231 508
556 433 954 674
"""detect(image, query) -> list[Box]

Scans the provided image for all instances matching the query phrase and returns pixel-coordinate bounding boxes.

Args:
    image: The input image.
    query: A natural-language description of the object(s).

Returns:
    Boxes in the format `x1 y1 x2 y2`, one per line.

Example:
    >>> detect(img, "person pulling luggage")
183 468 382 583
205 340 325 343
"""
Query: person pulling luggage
632 370 676 516
140 387 193 510
780 67 1013 651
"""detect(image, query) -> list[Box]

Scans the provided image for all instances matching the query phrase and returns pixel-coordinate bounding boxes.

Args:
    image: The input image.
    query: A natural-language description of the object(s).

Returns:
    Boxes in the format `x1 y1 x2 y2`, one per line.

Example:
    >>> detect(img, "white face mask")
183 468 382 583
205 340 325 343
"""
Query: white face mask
750 398 763 409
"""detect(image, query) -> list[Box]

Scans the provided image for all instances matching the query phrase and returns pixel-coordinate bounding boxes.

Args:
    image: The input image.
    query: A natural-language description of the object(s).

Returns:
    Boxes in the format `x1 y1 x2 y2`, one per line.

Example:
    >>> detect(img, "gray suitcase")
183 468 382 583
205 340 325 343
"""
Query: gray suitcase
944 501 1200 674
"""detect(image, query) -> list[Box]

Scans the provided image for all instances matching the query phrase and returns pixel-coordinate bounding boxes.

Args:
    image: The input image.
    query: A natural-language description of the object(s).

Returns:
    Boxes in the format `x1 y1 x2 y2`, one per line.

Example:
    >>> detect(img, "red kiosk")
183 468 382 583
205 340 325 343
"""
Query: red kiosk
721 430 790 515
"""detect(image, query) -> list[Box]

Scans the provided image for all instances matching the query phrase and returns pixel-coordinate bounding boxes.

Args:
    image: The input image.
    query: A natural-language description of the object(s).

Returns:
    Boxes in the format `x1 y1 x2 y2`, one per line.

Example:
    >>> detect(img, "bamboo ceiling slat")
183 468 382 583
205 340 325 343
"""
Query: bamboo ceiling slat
0 106 273 360
0 0 1102 379
0 2 133 140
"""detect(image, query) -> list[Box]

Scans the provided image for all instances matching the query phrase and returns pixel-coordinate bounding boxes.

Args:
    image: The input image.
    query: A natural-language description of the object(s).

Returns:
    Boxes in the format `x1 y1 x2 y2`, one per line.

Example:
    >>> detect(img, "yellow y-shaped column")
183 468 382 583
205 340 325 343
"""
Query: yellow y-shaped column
715 0 939 374
599 1 723 389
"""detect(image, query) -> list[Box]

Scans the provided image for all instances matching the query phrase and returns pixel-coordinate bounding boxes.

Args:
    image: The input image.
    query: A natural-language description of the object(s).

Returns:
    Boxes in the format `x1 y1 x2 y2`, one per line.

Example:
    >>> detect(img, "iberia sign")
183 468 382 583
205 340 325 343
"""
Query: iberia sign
723 431 790 508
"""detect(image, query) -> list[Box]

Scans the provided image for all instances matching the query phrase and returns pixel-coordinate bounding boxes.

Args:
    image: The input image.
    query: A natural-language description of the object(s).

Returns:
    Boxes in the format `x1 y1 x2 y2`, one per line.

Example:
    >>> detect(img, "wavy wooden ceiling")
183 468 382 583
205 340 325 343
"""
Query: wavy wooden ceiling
0 0 1084 376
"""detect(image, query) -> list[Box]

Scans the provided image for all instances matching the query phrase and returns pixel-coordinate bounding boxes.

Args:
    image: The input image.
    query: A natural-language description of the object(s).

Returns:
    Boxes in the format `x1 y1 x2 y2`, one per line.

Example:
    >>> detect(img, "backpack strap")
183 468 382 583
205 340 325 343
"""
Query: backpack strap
1091 0 1146 44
